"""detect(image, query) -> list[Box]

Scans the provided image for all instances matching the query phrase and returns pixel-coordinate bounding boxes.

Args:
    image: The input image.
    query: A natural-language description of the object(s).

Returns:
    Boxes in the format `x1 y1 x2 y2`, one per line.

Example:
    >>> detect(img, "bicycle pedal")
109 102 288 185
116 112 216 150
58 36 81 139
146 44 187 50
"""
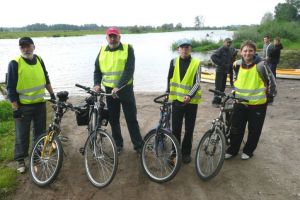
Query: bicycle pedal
79 147 85 155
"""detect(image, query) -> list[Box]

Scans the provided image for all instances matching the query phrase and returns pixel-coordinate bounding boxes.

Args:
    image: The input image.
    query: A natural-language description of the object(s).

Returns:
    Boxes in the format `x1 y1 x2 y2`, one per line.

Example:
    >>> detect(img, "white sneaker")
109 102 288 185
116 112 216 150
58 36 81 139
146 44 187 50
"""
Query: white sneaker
225 153 233 159
241 153 250 160
17 160 26 174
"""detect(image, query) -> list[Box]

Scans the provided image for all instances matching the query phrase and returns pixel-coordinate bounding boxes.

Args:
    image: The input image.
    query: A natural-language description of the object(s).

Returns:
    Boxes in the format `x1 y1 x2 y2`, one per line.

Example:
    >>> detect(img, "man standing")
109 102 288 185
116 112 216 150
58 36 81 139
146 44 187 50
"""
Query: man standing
7 37 55 173
94 27 143 154
167 38 202 163
211 38 235 106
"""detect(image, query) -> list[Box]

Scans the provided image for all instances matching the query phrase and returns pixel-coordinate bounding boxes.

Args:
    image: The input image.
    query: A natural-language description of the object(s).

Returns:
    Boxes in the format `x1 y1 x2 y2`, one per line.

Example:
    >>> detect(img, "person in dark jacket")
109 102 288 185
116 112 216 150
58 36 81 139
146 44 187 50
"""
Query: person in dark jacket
211 38 236 106
6 37 55 173
225 40 277 160
93 27 143 154
166 38 202 164
269 37 283 78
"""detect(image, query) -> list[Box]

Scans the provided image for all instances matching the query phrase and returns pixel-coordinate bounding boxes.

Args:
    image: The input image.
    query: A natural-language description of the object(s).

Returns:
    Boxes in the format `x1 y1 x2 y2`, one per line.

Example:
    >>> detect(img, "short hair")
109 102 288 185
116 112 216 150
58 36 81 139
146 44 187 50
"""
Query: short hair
274 37 281 42
240 40 256 51
264 34 270 39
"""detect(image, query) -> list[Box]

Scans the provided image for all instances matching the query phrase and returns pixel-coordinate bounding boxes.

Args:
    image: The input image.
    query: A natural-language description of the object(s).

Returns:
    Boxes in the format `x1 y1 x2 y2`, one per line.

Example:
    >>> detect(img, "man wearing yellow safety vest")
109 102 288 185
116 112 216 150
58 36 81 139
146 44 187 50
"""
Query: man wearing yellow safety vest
225 40 277 160
166 39 202 164
6 37 55 173
94 27 143 154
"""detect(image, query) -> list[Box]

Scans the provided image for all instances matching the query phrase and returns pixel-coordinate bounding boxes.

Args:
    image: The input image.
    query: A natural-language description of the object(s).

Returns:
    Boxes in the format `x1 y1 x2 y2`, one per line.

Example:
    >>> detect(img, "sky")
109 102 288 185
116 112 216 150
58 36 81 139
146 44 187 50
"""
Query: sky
1 0 286 28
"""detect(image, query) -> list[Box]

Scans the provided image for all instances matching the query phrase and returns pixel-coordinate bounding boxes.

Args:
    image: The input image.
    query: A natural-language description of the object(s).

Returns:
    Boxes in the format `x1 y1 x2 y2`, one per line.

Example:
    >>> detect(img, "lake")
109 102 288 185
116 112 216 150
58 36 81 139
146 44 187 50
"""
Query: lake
0 30 232 96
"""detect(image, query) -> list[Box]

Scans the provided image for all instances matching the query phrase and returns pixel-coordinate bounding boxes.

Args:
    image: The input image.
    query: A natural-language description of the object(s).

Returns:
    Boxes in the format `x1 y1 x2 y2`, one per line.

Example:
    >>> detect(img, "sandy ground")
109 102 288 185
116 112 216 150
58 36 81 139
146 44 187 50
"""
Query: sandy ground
11 79 300 200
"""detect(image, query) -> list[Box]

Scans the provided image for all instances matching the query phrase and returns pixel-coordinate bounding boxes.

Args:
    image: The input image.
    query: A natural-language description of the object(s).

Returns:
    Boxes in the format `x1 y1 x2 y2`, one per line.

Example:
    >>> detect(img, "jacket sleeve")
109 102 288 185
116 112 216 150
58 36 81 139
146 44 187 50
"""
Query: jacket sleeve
188 64 201 98
257 61 277 97
6 60 19 102
94 50 102 86
118 45 135 88
210 48 222 66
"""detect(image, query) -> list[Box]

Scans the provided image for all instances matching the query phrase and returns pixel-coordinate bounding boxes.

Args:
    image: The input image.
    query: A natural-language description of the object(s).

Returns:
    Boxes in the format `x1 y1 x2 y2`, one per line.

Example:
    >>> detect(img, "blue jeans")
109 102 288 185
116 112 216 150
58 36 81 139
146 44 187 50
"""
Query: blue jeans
14 103 46 161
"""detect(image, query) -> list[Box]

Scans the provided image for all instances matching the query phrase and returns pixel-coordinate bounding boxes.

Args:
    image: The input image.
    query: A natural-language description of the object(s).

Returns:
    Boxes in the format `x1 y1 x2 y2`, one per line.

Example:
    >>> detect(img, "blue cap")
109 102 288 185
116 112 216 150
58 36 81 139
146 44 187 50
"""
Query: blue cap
177 38 192 48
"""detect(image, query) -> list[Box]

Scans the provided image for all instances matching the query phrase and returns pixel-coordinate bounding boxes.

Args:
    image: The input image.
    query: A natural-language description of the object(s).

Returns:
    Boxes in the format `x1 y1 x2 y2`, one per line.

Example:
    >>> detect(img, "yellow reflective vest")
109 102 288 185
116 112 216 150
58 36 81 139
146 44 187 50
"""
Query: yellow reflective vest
169 57 202 104
15 55 46 104
234 61 267 105
99 44 133 88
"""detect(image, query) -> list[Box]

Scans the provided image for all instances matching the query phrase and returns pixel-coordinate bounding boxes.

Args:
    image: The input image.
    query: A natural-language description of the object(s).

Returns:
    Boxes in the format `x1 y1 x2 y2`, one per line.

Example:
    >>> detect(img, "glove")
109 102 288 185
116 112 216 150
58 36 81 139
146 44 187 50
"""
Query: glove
13 109 23 119
50 93 56 100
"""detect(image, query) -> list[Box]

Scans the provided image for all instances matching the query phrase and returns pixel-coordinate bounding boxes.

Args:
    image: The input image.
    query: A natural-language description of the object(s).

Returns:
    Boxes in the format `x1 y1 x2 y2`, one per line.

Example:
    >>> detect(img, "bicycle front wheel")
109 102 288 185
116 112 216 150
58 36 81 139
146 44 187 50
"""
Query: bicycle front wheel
30 133 63 187
195 127 225 181
84 130 118 188
141 129 182 183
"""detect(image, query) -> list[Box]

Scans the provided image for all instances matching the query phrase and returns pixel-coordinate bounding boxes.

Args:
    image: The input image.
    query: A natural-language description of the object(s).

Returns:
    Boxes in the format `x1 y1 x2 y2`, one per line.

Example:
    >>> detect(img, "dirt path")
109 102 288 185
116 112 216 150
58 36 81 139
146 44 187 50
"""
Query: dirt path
12 79 300 200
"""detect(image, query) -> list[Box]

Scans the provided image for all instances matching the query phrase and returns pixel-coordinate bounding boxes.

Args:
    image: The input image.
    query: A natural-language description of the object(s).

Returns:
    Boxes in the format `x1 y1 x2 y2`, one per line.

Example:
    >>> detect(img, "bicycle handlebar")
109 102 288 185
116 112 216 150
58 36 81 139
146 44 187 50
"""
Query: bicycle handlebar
154 93 169 104
75 83 113 97
208 89 249 103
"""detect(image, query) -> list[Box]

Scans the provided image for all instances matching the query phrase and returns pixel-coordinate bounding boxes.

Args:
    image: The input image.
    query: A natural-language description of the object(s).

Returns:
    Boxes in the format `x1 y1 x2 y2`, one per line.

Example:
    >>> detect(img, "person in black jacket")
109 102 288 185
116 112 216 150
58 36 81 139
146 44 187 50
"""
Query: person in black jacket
211 38 236 106
269 37 283 78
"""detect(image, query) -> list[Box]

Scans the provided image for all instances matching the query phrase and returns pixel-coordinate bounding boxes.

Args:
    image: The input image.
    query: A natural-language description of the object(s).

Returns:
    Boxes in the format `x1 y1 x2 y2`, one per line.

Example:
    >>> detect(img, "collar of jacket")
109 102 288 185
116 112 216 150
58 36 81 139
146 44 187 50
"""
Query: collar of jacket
105 43 124 52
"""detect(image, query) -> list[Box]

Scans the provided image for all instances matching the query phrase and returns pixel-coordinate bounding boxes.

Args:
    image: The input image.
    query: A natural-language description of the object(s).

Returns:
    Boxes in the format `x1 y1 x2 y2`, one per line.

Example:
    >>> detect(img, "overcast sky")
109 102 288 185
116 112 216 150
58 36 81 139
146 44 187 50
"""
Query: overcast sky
1 0 286 28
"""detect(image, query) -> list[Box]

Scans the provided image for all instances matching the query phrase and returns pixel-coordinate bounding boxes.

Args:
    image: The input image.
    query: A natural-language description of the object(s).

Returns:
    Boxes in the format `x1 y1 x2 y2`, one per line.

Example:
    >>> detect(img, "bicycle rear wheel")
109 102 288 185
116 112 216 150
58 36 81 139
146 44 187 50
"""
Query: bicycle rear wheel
30 133 63 187
84 130 118 188
195 127 225 181
141 129 182 183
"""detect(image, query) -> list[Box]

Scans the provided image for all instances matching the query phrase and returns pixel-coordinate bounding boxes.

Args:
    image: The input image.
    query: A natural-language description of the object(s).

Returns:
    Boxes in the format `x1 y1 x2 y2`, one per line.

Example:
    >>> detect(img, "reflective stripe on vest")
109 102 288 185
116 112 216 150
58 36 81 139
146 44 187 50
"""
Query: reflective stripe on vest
234 63 267 105
15 56 46 104
99 44 133 88
169 57 202 104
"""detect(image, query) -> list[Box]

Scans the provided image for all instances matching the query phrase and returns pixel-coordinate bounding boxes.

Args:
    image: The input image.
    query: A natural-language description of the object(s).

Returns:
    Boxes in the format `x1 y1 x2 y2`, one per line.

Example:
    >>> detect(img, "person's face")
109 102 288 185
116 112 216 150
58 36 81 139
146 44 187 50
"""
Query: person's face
106 34 121 48
240 45 255 63
263 37 270 44
273 39 279 45
178 45 191 58
20 44 35 59
224 40 232 48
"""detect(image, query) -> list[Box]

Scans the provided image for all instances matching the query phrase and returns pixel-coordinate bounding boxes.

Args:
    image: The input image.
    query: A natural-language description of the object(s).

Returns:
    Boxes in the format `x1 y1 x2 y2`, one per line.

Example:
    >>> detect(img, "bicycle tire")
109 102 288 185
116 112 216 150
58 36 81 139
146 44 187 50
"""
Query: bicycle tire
84 129 118 188
195 127 225 181
141 129 182 183
29 133 63 187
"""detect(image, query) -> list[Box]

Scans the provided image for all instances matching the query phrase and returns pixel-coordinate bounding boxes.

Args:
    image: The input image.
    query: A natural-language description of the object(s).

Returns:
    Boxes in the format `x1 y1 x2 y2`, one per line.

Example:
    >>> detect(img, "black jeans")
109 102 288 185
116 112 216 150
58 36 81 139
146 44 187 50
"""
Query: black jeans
105 85 143 150
213 71 227 103
172 101 198 156
14 102 46 161
227 104 267 156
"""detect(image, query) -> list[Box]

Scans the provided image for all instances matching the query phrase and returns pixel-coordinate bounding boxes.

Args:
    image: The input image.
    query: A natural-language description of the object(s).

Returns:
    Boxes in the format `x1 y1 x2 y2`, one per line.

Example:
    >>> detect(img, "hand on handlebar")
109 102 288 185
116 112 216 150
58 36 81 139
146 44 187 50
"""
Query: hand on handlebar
93 85 102 92
111 88 119 99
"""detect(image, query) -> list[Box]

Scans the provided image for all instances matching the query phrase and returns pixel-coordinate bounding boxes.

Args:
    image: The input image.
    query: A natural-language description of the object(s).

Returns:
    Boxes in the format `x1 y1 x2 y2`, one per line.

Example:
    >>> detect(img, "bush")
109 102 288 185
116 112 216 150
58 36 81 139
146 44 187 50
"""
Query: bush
171 39 221 52
0 167 18 200
0 101 12 122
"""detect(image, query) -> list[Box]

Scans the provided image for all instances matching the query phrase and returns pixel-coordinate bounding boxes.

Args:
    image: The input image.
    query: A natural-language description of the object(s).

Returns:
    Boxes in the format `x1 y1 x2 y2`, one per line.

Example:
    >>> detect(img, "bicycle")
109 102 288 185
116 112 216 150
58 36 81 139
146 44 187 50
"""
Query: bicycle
195 89 248 181
140 93 182 183
29 91 74 186
74 84 118 188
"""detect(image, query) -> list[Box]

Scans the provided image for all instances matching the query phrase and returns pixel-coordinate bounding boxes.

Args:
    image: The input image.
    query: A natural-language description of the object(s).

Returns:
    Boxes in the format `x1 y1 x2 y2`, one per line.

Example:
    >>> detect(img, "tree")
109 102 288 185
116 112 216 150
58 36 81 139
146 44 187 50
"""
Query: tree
194 16 204 29
286 0 300 9
175 23 182 29
275 3 298 21
260 12 274 24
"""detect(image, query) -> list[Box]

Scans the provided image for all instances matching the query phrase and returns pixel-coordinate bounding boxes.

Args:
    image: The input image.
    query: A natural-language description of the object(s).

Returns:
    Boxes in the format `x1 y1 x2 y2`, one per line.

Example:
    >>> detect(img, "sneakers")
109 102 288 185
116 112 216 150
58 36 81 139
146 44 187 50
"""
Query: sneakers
182 155 192 164
17 160 26 174
225 153 233 159
241 153 251 160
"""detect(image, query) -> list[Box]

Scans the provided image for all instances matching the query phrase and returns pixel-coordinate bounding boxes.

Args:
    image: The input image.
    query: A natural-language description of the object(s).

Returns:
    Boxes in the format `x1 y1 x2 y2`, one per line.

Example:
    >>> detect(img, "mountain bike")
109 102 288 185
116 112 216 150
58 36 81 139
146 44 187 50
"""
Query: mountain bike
30 91 74 186
195 89 248 181
141 93 182 183
75 84 118 188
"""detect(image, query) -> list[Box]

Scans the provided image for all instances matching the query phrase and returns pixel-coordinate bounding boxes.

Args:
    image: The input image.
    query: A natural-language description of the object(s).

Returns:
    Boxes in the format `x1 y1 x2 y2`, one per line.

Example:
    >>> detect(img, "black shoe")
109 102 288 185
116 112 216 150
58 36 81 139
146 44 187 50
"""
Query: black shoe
135 148 142 155
182 155 192 164
117 146 123 155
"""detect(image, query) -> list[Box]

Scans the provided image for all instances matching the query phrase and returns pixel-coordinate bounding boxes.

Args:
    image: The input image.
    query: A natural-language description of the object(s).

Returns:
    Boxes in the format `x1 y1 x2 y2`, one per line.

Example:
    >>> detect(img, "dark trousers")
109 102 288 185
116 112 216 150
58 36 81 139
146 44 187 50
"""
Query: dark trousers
227 104 267 156
172 101 198 156
105 85 143 150
14 102 46 161
213 71 227 103
269 63 277 78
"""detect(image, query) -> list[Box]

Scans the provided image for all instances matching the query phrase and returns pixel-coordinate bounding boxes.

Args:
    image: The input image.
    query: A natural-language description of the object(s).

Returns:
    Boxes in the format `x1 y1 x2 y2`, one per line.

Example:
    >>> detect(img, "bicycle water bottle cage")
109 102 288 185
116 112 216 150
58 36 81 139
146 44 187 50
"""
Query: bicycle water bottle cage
57 91 69 102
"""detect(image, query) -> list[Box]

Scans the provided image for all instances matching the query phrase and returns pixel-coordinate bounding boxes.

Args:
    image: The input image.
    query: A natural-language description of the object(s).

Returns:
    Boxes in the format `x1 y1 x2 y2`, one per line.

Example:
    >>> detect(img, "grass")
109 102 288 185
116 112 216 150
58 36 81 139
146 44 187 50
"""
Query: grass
0 100 18 200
